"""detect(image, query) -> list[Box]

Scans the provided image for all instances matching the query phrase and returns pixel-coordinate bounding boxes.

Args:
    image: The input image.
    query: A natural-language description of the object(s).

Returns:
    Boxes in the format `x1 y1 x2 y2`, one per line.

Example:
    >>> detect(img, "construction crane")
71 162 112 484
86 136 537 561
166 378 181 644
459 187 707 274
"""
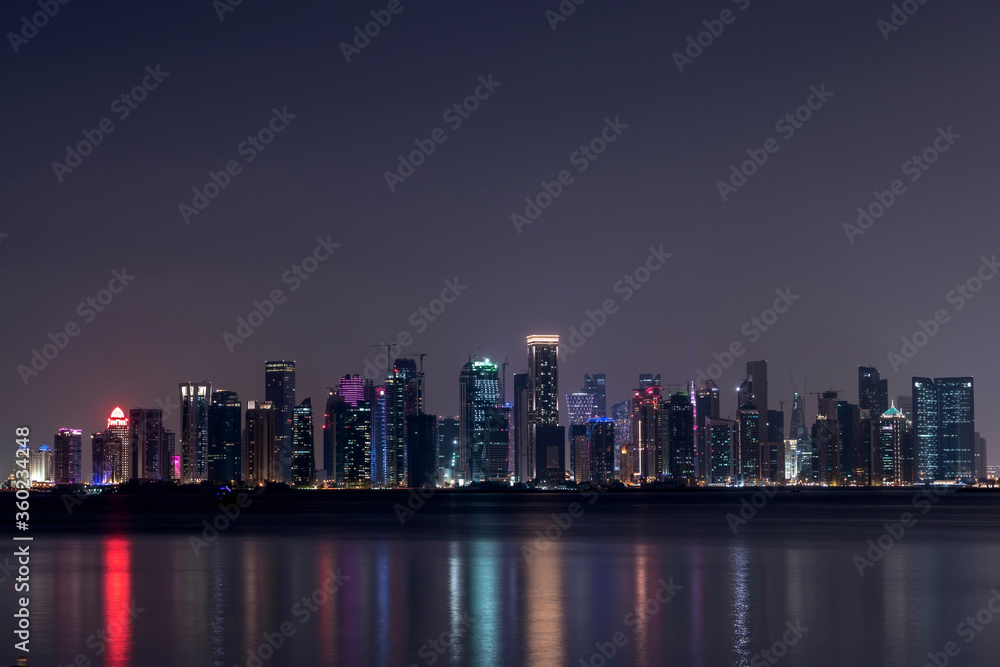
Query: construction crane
370 342 399 372
414 353 428 373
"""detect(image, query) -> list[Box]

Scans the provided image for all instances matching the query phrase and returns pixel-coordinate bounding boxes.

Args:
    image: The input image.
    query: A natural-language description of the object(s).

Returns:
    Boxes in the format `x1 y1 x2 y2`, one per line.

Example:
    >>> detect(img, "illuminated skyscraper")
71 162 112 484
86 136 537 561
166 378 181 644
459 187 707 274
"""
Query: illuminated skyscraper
632 386 663 481
407 413 439 488
385 360 418 486
163 430 177 480
667 390 695 479
208 391 241 482
611 400 631 478
438 416 459 479
459 358 503 481
334 396 372 489
106 407 130 481
265 360 296 485
179 382 211 483
974 432 987 481
372 385 387 486
876 403 908 485
737 404 760 484
583 374 607 418
859 366 889 416
638 373 661 390
245 400 276 484
912 377 940 482
323 389 338 485
570 423 589 483
292 398 314 486
54 428 82 484
707 418 736 484
92 431 120 484
129 408 164 480
566 392 595 426
937 377 975 481
695 383 720 480
29 442 52 484
527 335 559 480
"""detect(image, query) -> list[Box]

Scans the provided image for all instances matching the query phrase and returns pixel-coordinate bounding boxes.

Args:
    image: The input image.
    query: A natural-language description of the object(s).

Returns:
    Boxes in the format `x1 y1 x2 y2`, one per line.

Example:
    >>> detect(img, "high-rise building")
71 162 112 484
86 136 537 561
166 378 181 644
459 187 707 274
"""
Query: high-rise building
566 392 596 427
406 413 439 488
859 366 889 417
292 398 314 486
179 382 211 483
534 424 566 484
836 402 860 485
92 431 122 485
29 442 53 484
265 360 296 485
438 416 459 479
587 418 615 483
323 390 338 485
695 383 720 480
632 386 664 481
912 377 975 482
105 407 129 481
385 362 418 487
611 400 631 479
896 396 914 423
707 418 736 484
53 428 82 484
638 373 661 390
737 405 760 484
876 404 908 485
583 374 607 418
163 430 177 480
244 400 276 484
974 432 987 481
334 396 372 489
570 423 589 483
208 391 241 483
458 359 503 482
668 390 695 479
513 373 531 482
129 408 164 481
372 385 386 486
527 335 559 481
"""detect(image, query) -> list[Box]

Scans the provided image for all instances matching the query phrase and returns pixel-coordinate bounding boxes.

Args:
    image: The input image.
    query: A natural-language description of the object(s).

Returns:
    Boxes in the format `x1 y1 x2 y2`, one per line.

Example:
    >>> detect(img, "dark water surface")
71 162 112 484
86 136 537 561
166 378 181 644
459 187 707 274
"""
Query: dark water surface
8 489 1000 666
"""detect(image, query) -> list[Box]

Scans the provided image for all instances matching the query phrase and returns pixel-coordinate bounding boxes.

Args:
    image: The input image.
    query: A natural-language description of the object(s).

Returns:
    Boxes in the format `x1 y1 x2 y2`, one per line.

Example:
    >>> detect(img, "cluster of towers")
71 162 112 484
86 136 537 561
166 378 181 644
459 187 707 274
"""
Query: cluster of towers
24 341 985 488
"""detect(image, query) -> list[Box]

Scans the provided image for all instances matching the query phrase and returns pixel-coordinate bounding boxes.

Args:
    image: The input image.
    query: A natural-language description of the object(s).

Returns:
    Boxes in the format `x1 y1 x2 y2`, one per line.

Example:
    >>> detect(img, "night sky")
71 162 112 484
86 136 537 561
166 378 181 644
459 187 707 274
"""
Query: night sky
3 0 999 478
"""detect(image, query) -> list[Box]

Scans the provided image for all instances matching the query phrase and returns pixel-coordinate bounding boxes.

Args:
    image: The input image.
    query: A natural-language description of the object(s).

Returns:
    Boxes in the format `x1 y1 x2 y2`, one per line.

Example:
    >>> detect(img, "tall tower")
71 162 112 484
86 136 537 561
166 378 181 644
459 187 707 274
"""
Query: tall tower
877 404 908 485
179 382 212 483
292 398 314 486
937 377 975 481
458 358 502 482
513 373 531 482
632 386 664 481
54 428 82 484
737 404 760 484
29 442 53 483
912 377 940 482
208 391 241 482
858 366 888 416
333 395 372 489
527 335 560 481
583 374 607 418
244 400 276 484
385 361 418 487
265 360 296 485
129 408 164 481
667 390 695 479
566 392 596 426
587 418 615 482
106 407 129 481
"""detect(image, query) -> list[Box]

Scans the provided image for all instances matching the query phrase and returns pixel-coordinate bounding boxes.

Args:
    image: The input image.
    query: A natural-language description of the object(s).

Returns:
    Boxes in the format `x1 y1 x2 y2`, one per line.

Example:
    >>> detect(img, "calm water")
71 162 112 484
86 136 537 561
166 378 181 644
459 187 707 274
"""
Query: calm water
9 490 1000 667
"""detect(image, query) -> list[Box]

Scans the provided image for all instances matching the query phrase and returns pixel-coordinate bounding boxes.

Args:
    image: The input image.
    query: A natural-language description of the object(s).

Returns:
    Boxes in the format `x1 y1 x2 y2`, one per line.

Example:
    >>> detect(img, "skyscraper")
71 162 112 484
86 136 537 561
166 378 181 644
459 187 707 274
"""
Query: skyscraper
876 404 908 485
53 428 82 484
668 390 695 479
29 442 52 484
587 418 615 483
611 400 631 479
92 430 122 484
566 392 596 426
859 366 889 416
737 404 760 484
583 373 607 418
458 358 502 482
707 418 736 484
106 407 130 481
534 424 567 484
632 386 663 481
937 377 975 481
163 430 177 480
385 361 418 487
179 382 211 483
407 413 439 488
129 408 164 480
695 383 720 480
638 373 661 390
372 385 387 486
323 389 338 485
513 372 531 482
333 395 372 489
527 335 559 480
244 400 276 484
570 423 589 483
292 398 314 486
438 416 459 480
208 391 241 482
265 360 296 485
